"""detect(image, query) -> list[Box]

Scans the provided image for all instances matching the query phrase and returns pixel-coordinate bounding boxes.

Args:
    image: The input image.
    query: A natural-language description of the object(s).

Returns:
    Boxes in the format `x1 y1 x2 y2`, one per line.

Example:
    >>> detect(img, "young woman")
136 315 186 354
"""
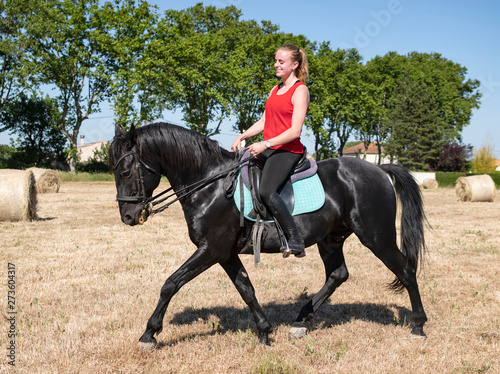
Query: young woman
231 43 309 258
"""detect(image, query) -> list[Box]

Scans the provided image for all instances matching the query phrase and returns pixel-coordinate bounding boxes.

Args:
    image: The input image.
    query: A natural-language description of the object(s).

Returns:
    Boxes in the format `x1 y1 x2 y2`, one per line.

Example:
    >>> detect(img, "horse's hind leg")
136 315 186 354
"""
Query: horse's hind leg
138 247 220 350
290 233 350 339
220 254 272 345
357 221 428 336
370 240 428 337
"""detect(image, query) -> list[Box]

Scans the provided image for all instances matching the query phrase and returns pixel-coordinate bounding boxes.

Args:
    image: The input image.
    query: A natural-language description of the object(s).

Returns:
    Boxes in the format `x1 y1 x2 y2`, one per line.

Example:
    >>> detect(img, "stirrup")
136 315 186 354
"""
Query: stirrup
283 247 306 258
281 238 306 258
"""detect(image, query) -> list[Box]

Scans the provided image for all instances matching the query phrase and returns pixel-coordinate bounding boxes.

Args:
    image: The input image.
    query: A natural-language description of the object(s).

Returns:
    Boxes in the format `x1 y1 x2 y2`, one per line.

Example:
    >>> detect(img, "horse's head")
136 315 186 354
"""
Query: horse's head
109 124 162 226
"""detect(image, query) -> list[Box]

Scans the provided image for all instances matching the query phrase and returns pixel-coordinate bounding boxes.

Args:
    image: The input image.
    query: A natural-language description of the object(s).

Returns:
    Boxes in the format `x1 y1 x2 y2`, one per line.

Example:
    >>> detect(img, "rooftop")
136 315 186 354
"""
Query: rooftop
343 142 379 155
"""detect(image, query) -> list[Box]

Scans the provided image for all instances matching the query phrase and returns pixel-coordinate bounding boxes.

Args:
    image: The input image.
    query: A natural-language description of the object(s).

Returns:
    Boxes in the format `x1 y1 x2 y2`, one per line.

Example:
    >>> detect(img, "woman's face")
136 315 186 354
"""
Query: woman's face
274 49 298 80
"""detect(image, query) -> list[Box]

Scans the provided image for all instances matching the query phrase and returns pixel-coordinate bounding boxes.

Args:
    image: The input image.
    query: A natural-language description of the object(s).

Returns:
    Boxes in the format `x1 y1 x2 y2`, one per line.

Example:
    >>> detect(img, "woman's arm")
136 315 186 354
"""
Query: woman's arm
231 86 277 152
230 112 266 152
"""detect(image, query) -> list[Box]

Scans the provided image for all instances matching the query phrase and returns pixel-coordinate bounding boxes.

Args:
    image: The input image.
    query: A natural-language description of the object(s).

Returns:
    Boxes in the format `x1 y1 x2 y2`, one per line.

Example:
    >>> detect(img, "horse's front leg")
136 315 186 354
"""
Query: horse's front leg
290 234 350 339
138 246 219 351
220 254 272 345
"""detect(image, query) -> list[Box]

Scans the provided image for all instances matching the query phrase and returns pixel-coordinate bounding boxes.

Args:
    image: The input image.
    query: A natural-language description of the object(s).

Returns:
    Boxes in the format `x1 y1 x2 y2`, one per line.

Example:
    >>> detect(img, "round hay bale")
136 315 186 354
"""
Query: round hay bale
0 169 37 221
455 174 496 202
422 178 438 189
28 167 61 193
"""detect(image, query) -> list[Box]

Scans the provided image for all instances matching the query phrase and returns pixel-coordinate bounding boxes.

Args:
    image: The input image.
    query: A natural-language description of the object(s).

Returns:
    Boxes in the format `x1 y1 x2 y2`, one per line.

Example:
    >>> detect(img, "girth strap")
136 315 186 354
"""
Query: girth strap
251 216 265 267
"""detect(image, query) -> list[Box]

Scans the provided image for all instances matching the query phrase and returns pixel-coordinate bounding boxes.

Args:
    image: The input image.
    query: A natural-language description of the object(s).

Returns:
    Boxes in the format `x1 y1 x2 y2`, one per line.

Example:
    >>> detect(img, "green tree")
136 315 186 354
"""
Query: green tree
0 93 67 168
385 73 445 170
0 0 37 112
352 69 381 161
472 141 496 173
428 142 472 172
406 52 481 142
343 140 362 150
0 144 17 168
93 0 162 128
27 0 110 171
364 52 481 168
363 52 409 163
227 21 281 136
364 52 481 164
307 43 364 160
146 3 249 136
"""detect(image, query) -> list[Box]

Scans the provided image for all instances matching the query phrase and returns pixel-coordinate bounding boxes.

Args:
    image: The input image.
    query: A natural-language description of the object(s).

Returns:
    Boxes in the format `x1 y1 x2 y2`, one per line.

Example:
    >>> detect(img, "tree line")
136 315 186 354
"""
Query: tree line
0 0 482 171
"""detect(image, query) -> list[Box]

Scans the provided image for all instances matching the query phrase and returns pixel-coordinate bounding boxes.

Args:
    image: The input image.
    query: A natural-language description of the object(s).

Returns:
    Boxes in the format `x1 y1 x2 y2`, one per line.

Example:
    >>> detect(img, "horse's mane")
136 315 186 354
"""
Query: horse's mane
135 122 232 173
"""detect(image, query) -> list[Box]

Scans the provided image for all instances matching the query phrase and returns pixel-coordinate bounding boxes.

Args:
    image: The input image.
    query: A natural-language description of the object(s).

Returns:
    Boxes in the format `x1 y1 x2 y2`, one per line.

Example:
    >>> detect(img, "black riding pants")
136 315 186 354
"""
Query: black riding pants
258 149 303 206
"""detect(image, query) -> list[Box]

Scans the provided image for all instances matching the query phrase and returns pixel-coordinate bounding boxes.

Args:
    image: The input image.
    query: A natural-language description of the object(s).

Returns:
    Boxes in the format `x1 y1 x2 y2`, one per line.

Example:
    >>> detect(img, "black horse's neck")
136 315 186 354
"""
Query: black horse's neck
136 122 233 189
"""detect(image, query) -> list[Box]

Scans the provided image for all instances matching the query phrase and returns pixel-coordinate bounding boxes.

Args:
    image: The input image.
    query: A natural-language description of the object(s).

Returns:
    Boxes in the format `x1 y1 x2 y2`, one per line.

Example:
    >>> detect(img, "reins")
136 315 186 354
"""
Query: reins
145 151 250 216
114 146 250 219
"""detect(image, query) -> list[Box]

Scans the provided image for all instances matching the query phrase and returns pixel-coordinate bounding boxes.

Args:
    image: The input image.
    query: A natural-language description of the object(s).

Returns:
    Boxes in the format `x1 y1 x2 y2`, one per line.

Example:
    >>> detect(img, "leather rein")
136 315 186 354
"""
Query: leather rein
113 147 249 219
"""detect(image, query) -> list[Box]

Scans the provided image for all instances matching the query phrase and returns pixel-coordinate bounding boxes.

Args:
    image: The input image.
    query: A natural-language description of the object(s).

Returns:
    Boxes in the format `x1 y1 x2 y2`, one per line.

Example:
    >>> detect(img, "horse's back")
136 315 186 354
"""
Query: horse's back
316 157 397 228
317 157 394 198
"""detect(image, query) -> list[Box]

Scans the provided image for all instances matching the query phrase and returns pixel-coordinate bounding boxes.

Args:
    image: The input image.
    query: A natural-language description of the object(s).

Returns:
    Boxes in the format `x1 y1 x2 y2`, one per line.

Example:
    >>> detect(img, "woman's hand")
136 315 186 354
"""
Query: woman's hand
231 112 267 153
230 137 242 152
247 141 267 157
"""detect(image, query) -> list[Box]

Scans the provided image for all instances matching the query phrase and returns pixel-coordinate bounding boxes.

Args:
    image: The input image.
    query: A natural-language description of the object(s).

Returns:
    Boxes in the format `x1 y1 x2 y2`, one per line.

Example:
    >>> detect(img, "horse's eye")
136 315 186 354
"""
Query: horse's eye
120 170 132 179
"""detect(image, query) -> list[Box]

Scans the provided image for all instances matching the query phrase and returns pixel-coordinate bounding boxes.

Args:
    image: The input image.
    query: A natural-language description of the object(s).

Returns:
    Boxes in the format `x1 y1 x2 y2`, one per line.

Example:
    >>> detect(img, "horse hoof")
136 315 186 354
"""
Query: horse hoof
288 326 307 340
411 326 427 339
138 341 156 352
259 333 271 346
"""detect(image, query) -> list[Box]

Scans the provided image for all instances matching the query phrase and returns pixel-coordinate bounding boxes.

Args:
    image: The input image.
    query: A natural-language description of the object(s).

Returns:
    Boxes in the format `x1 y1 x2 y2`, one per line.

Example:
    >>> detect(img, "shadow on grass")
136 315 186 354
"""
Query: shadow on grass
36 216 57 221
162 296 414 346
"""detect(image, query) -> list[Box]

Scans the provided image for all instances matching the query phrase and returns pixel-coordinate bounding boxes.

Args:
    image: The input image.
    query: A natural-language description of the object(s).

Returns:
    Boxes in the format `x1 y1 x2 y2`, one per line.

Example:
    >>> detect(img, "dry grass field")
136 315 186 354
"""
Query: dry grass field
1 181 499 373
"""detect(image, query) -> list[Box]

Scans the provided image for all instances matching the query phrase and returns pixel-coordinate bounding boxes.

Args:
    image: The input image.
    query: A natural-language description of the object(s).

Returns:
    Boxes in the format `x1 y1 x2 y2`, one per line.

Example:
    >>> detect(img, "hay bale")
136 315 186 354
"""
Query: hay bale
455 174 496 202
0 169 37 221
28 167 61 193
422 178 438 189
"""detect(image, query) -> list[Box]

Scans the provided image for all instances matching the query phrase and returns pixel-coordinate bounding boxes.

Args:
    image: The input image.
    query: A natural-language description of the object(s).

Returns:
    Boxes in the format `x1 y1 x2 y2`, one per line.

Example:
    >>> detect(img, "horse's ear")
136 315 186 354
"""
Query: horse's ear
124 124 137 145
115 123 126 137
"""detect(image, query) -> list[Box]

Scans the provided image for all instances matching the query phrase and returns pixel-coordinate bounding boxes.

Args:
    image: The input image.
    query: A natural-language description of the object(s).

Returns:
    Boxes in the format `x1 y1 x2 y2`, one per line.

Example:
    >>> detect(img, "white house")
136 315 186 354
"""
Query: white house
341 141 442 185
77 136 109 163
342 142 392 165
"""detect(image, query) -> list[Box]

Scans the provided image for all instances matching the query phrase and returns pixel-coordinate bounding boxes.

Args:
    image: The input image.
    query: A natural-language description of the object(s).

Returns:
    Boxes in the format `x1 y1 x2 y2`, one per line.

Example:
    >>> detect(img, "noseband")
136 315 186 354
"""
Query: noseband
113 149 161 204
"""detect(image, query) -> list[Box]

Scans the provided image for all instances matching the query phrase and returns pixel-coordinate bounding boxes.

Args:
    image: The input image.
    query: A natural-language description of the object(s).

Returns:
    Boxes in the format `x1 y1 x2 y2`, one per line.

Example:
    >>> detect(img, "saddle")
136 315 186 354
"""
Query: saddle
242 149 316 221
225 148 324 266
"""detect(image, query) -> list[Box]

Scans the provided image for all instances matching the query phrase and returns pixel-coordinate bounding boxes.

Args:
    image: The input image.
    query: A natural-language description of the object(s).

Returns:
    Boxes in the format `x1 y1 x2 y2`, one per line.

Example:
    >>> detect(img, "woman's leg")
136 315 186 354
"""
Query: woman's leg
259 150 305 257
259 150 302 198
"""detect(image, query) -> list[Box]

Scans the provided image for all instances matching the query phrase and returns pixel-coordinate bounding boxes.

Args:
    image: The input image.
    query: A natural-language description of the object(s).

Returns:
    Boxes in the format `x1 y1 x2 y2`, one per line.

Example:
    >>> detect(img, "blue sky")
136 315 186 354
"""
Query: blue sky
2 0 498 157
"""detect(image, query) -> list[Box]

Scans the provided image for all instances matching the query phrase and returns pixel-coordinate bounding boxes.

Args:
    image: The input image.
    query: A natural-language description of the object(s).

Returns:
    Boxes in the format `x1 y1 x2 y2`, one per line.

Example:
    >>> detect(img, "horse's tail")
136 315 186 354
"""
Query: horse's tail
379 163 428 292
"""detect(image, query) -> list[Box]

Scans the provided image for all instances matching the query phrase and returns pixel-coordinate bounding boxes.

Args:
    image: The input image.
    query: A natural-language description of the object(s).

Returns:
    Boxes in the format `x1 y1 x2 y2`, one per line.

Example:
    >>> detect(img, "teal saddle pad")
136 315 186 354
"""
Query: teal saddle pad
233 173 325 221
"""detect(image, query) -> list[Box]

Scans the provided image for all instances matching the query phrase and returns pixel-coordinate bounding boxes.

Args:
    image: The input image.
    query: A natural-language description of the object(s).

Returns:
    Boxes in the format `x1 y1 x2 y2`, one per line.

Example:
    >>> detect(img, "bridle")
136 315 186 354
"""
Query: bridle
113 149 161 204
113 146 251 219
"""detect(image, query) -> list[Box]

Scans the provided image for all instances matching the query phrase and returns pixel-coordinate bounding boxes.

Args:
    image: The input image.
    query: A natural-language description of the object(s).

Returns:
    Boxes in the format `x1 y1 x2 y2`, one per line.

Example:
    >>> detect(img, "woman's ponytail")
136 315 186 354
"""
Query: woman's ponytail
279 43 309 82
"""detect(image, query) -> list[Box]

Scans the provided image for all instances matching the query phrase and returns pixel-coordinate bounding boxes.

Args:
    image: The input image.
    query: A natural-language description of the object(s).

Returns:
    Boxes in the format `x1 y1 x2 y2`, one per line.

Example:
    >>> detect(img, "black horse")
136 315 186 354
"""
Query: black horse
109 122 428 350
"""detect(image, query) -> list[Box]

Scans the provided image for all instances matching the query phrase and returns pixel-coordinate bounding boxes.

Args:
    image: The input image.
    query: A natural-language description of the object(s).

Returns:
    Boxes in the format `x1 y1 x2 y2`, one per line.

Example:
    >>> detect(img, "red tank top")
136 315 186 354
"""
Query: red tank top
263 81 305 153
